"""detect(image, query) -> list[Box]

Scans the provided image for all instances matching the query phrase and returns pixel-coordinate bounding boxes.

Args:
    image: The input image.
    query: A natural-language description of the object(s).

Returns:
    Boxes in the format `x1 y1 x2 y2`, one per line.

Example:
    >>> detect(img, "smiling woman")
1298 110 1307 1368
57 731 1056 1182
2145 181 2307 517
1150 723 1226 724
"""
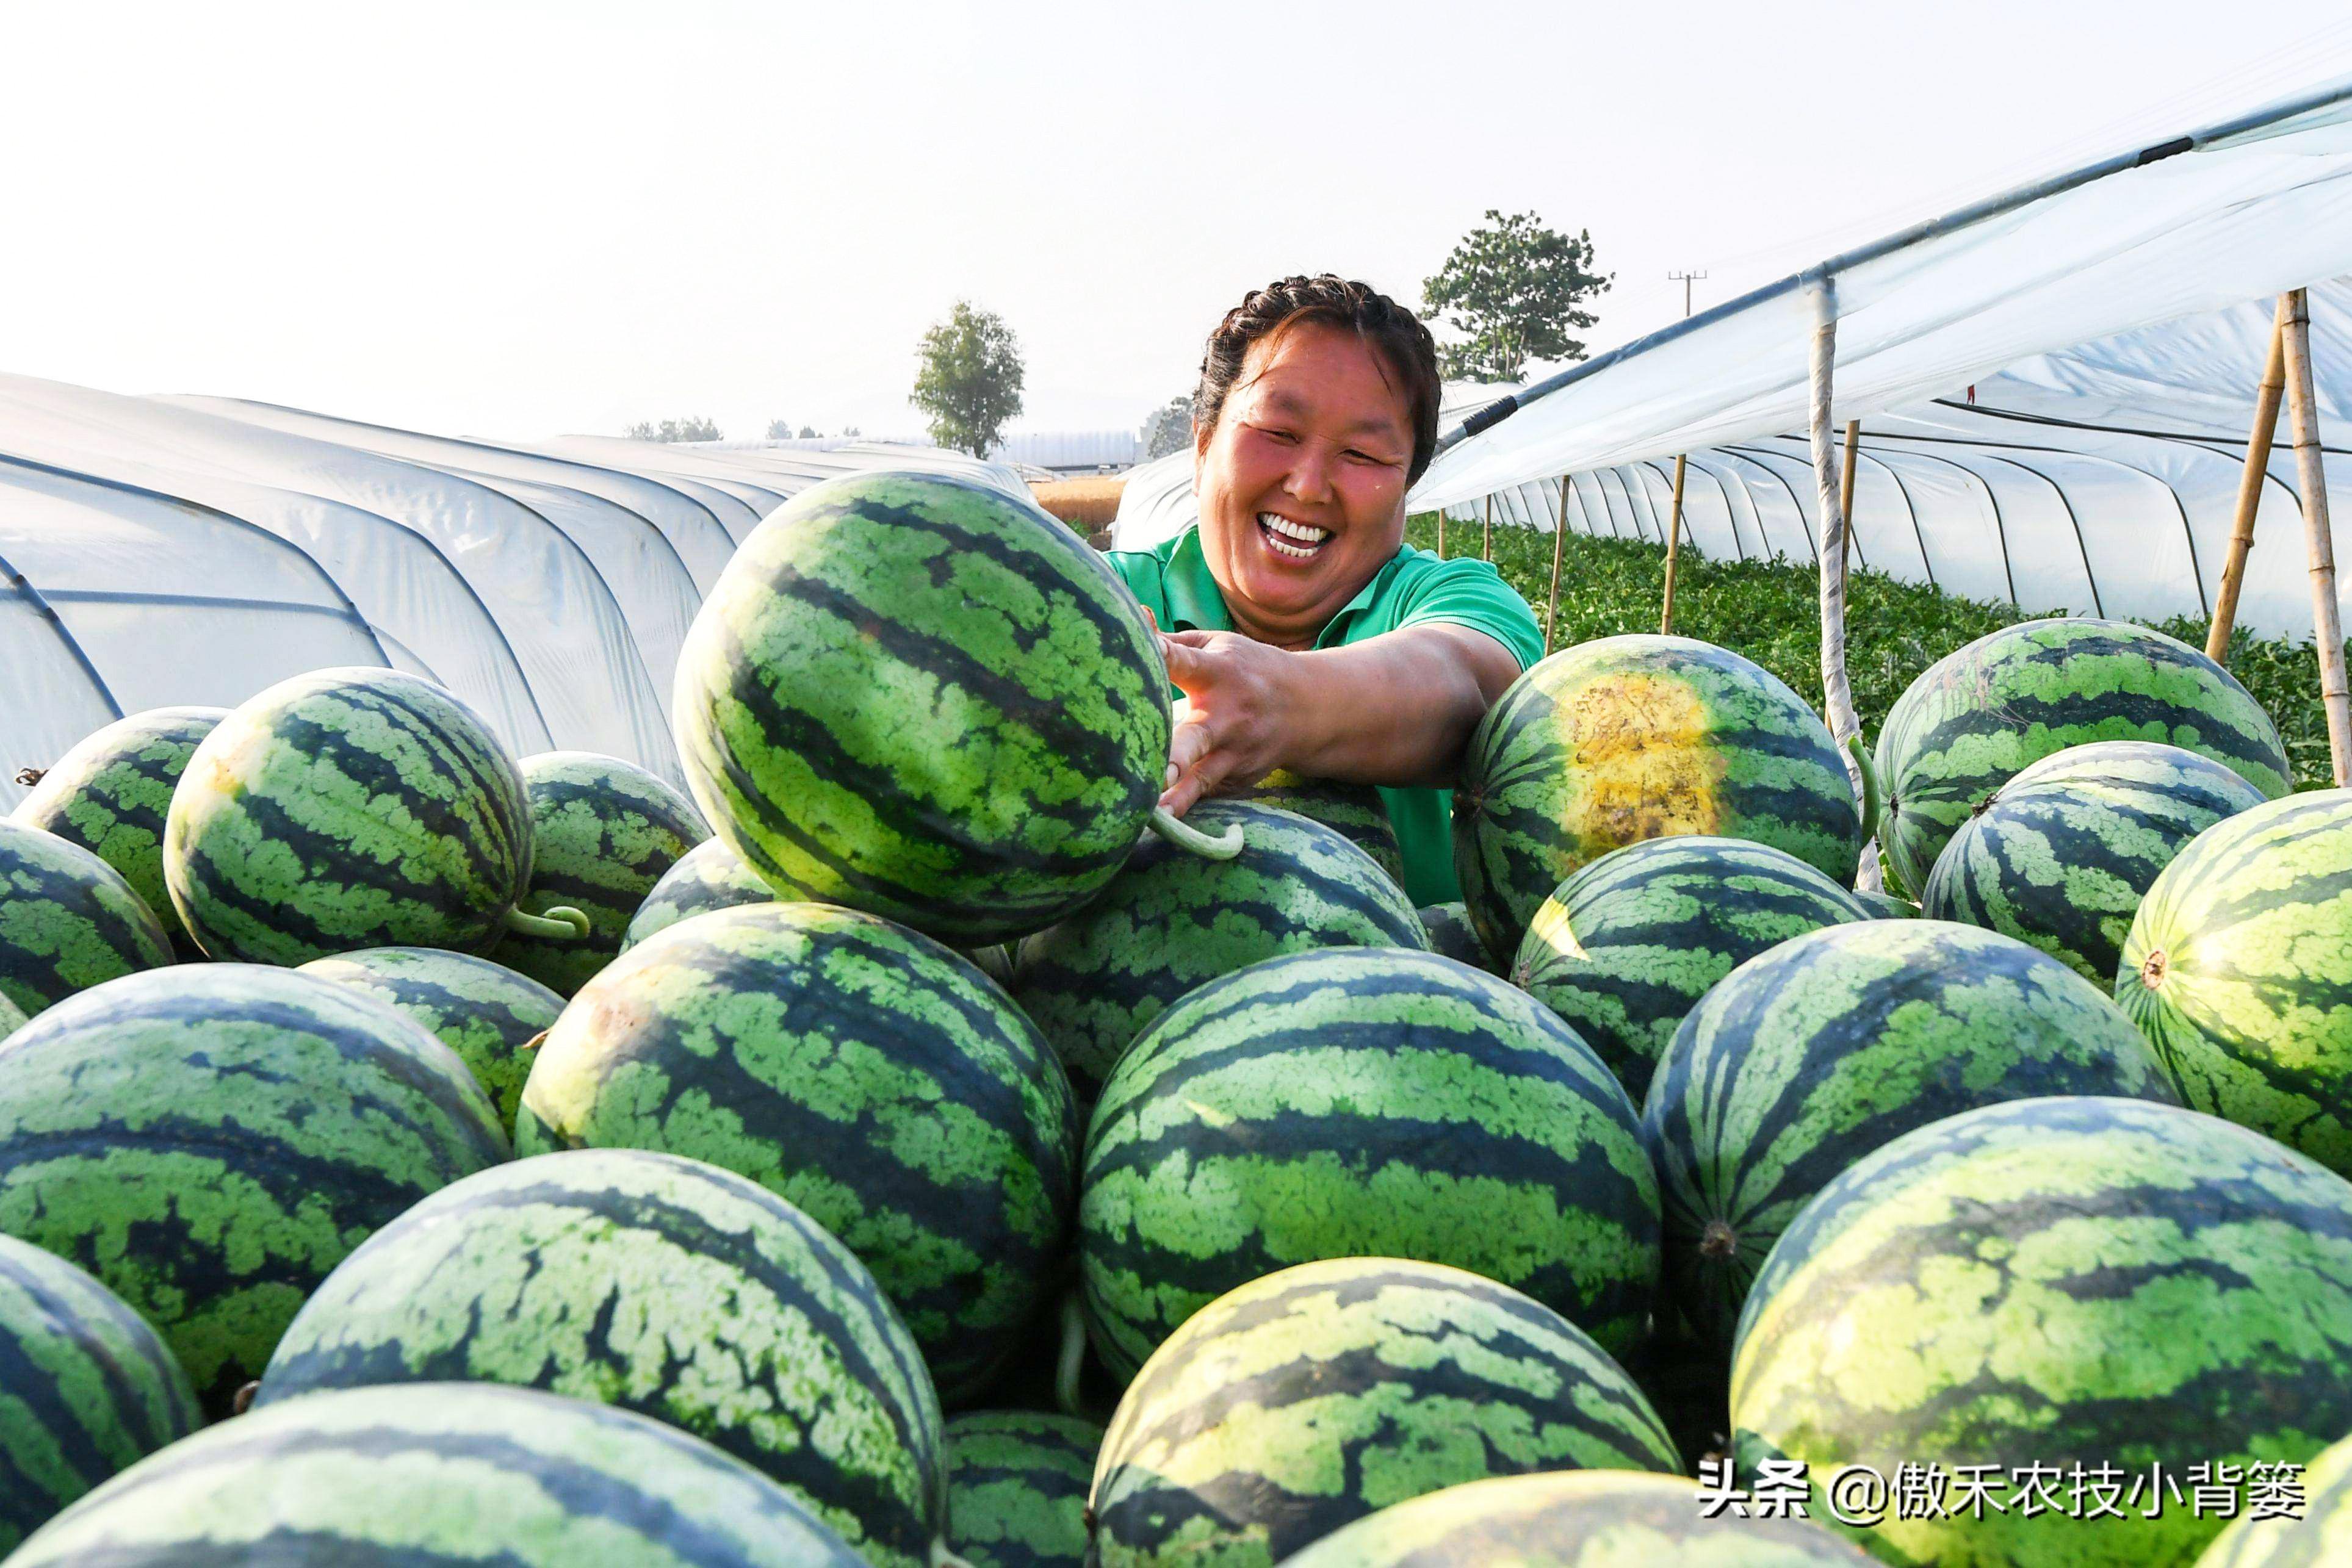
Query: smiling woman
1107 276 1543 904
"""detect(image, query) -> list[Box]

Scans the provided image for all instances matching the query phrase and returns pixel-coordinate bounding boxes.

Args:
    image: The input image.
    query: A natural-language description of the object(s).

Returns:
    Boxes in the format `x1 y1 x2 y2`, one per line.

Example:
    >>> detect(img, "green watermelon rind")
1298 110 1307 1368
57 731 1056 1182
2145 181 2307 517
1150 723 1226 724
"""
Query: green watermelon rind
297 946 564 1130
0 819 173 1020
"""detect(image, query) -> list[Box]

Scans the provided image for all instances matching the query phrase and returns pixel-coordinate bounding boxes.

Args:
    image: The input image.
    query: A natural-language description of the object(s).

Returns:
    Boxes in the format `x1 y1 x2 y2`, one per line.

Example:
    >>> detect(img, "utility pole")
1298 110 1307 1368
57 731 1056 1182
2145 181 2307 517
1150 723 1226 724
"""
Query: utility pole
1669 269 1709 318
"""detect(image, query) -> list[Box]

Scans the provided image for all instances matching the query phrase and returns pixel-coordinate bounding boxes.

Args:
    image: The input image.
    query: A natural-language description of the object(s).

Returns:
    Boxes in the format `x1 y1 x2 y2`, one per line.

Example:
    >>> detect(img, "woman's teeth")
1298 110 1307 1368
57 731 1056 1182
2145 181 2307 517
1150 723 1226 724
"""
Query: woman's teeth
1257 513 1330 560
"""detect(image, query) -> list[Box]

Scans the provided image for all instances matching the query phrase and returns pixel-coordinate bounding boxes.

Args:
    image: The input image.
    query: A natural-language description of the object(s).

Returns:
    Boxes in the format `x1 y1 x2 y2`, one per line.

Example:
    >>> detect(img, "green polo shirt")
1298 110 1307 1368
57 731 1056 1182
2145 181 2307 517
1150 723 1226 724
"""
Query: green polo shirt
1108 526 1544 905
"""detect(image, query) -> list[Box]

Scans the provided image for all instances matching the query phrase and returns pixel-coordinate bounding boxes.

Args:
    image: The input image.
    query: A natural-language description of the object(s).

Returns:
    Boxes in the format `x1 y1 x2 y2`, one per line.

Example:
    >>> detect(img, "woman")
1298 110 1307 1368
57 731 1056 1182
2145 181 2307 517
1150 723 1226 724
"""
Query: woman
1109 276 1542 905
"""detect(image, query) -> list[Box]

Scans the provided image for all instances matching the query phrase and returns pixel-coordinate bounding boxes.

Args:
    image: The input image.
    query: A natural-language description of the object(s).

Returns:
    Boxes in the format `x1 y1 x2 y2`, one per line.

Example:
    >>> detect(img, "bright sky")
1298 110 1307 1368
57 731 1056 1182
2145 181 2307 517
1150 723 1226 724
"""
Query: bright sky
7 0 2352 445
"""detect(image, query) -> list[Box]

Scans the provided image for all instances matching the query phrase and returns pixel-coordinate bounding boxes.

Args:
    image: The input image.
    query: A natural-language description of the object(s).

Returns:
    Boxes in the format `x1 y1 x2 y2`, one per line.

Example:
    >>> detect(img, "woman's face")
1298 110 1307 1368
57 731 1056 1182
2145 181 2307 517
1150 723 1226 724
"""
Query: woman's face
1193 320 1415 648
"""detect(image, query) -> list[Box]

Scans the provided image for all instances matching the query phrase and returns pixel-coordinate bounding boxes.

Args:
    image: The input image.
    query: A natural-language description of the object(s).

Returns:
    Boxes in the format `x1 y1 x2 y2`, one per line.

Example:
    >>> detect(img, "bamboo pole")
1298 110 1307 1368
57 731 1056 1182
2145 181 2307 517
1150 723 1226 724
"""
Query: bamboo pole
1482 494 1493 561
1436 507 1445 559
2282 287 2352 785
1660 454 1689 635
2206 300 2290 665
1838 417 1860 584
1808 277 1880 890
1545 475 1569 656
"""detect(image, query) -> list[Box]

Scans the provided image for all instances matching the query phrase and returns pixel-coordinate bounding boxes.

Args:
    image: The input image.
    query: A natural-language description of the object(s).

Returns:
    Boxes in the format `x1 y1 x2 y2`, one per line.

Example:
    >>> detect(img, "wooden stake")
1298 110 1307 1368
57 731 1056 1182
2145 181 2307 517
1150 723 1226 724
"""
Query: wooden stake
1838 417 1860 584
1545 475 1570 656
1660 454 1689 635
1436 507 1446 559
1482 494 1493 561
2206 300 2290 665
1808 278 1879 890
2282 286 2351 785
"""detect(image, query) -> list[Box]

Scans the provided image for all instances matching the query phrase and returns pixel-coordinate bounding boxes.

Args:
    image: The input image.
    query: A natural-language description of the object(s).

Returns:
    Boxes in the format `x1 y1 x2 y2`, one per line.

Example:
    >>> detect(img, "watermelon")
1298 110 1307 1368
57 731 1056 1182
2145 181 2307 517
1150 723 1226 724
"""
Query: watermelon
499 750 709 994
1011 800 1428 1096
1732 1096 2352 1567
9 1381 867 1568
1645 919 2174 1352
297 945 563 1126
1080 947 1657 1380
1511 836 1876 1099
2118 788 2352 1176
165 667 593 965
672 469 1181 945
1875 617 2290 897
1452 635 1864 963
1089 1258 1679 1568
1849 888 1917 918
0 993 23 1039
10 706 226 958
1415 901 1495 971
623 834 777 949
518 901 1078 1403
0 819 173 1020
0 1234 200 1552
945 1410 1103 1568
1924 739 2266 984
258 1147 947 1568
0 964 508 1410
2198 1426 2352 1566
1277 1472 1877 1568
1231 771 1407 886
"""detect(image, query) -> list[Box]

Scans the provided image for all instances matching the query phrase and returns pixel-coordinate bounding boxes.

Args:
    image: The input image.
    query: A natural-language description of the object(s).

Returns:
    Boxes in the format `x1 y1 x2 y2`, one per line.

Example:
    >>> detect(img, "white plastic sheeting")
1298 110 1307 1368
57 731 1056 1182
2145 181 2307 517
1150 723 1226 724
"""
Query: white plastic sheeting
1407 76 2352 642
0 374 1014 810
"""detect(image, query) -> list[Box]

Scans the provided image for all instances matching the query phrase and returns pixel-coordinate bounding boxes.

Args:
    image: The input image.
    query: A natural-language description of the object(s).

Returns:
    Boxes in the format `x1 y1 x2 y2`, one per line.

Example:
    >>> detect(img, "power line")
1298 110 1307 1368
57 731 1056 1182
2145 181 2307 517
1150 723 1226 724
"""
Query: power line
1668 270 1709 318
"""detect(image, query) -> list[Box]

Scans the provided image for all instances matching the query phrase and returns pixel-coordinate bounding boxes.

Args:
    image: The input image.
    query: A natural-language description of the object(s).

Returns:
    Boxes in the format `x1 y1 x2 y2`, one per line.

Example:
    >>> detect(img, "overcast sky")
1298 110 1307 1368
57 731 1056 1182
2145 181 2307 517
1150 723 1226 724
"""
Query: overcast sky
7 1 2351 445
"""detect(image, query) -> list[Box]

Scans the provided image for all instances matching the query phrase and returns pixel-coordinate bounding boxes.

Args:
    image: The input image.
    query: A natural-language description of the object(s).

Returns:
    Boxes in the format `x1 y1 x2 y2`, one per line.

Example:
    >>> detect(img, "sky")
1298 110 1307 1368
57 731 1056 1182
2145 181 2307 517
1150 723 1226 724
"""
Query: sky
6 0 2352 446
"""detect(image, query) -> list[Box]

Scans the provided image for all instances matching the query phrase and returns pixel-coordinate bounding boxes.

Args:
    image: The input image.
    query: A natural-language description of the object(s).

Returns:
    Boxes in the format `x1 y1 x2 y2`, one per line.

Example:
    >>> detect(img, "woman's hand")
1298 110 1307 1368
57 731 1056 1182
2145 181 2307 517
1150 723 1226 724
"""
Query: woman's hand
1158 630 1297 816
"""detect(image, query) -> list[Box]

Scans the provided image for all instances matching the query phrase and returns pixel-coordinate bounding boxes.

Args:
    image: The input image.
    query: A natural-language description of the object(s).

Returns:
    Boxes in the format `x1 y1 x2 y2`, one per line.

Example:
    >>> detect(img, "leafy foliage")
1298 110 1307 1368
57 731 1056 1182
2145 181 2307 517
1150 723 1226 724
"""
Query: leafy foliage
911 301 1025 458
766 419 795 441
624 416 721 443
1141 396 1193 461
1407 516 2342 791
1421 211 1611 383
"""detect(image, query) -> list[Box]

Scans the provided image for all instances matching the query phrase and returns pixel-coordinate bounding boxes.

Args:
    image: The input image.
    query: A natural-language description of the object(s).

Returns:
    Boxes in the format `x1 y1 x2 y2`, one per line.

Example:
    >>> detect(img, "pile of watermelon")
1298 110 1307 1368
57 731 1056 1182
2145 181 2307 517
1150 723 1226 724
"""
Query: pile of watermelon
5 469 2352 1568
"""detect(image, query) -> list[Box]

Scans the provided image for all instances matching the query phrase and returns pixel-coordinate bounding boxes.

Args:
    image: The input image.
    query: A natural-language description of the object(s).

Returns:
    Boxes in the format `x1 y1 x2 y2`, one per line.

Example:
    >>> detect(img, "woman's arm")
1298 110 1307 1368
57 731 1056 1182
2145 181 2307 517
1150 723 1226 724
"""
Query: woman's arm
1156 624 1523 816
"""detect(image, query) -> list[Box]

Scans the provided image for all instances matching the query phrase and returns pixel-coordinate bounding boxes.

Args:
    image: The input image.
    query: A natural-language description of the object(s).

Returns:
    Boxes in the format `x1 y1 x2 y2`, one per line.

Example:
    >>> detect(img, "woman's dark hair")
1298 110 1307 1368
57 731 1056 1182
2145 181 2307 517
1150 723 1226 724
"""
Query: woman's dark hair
1194 275 1443 483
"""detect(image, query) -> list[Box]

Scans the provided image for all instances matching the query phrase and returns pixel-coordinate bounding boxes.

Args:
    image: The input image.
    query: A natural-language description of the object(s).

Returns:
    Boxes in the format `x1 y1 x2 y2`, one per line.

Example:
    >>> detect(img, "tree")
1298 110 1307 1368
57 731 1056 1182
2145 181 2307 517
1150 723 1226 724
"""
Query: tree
799 425 818 439
765 418 795 441
1421 210 1611 383
1140 395 1193 461
910 300 1025 458
626 415 722 443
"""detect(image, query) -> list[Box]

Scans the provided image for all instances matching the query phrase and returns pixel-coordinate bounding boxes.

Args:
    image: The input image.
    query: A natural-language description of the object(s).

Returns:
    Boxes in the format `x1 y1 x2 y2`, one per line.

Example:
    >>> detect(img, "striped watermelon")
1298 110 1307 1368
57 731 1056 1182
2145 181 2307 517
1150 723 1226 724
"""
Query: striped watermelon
1850 889 1917 918
2198 1426 2352 1566
11 706 226 958
1733 1096 2352 1567
0 819 171 1018
1924 740 2266 984
0 1234 200 1552
1011 800 1428 1096
1232 771 1407 886
2118 789 2352 1176
624 833 777 949
164 667 590 965
673 470 1177 945
10 1382 866 1568
0 965 508 1410
499 750 709 995
297 945 563 1126
518 901 1078 1403
1875 617 2290 898
1080 947 1657 1380
1278 1472 1877 1568
1511 836 1876 1099
945 1410 1104 1568
1453 636 1864 963
1645 920 2174 1352
258 1148 947 1568
1416 901 1495 971
1090 1259 1679 1568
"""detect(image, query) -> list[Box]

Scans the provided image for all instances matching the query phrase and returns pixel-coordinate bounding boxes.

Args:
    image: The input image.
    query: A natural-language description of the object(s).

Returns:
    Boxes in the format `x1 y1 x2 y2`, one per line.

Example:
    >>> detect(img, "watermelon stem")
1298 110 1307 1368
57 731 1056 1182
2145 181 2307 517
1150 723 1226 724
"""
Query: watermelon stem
1846 734 1883 847
504 905 591 941
1053 1288 1087 1417
1150 807 1244 860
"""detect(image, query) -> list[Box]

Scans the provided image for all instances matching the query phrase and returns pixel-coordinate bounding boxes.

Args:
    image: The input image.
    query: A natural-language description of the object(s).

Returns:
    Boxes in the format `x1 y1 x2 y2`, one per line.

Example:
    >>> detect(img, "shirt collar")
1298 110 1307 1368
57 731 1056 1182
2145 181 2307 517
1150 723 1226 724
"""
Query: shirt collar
1164 527 1408 647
